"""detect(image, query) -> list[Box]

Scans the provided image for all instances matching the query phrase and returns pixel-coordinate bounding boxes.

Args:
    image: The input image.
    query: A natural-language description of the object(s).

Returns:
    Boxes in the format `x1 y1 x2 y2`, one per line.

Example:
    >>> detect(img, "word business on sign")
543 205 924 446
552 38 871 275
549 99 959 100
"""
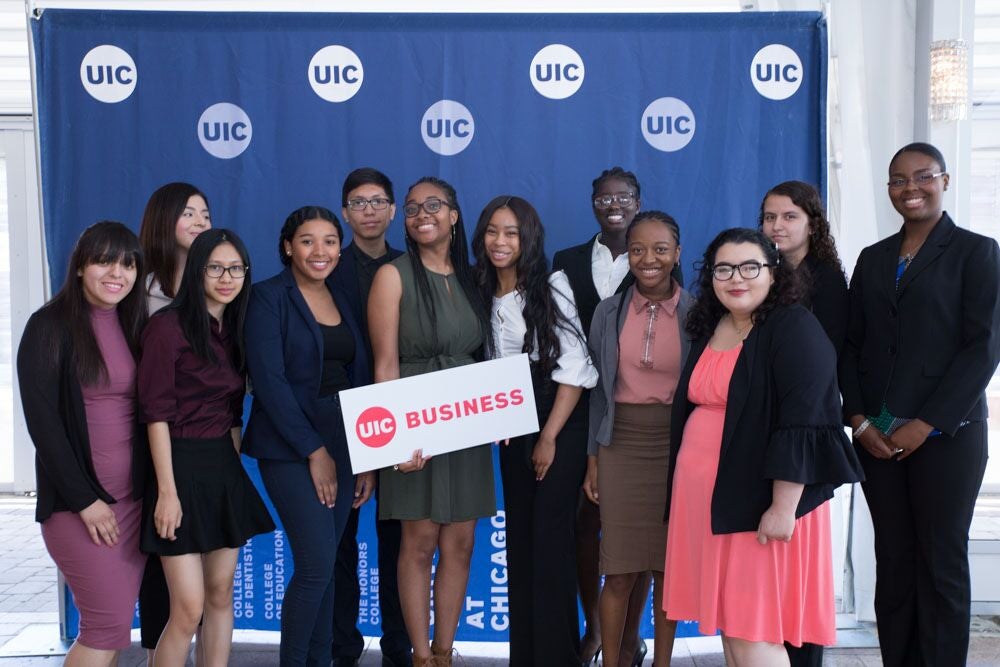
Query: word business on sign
339 354 539 473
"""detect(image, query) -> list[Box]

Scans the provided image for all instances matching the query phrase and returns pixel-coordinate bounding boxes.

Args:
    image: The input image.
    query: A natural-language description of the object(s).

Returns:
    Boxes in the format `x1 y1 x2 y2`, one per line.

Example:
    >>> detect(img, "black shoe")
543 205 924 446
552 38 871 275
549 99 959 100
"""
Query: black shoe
332 658 360 667
382 650 413 667
631 638 648 667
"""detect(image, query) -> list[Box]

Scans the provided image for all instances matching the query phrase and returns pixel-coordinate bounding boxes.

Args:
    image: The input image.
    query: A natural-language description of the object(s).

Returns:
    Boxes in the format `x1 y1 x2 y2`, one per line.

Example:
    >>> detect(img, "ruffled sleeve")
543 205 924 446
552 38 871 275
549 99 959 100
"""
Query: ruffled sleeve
764 425 864 485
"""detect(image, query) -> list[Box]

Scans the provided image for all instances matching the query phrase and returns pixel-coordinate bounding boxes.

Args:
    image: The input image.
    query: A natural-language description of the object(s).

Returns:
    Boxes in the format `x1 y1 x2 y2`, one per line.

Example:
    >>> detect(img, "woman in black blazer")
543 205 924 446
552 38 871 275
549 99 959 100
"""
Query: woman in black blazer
662 228 862 665
839 142 1000 667
243 206 374 667
760 180 848 355
18 222 148 665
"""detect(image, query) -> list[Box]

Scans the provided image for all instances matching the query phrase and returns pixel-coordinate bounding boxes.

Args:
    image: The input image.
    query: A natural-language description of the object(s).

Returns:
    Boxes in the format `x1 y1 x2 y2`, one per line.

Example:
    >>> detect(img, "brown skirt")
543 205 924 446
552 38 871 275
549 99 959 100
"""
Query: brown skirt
597 402 671 575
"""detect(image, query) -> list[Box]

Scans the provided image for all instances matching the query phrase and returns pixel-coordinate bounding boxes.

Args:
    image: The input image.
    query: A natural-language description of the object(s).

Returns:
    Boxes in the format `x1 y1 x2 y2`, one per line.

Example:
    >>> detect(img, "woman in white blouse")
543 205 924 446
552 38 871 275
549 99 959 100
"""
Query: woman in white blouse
472 195 598 666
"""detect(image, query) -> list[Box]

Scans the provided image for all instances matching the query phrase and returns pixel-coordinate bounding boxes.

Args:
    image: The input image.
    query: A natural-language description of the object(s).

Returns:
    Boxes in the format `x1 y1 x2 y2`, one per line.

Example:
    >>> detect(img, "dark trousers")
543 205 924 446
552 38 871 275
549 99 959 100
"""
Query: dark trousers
785 642 823 666
331 498 410 661
859 421 987 667
259 452 353 667
138 555 170 649
499 419 588 667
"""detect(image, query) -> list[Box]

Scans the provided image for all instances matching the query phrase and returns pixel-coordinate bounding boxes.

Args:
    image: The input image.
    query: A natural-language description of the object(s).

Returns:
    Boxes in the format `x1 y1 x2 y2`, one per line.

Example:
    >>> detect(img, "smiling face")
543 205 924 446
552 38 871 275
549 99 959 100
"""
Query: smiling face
79 258 137 310
712 241 774 320
404 182 457 247
174 194 211 251
203 242 246 315
761 194 810 266
483 207 521 272
628 219 679 297
342 183 394 242
284 218 341 284
888 150 948 225
592 177 639 237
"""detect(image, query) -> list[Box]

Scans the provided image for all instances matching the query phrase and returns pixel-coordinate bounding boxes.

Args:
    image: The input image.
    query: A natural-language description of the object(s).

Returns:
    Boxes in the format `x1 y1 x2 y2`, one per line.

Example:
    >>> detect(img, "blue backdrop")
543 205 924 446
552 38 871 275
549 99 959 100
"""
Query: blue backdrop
33 9 826 642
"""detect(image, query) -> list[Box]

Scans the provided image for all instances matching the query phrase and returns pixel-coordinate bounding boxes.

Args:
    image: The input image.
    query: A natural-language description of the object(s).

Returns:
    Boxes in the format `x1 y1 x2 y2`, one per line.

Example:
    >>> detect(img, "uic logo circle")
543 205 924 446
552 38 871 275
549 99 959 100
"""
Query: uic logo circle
421 100 475 156
308 45 364 103
529 44 585 100
640 97 696 153
750 44 803 101
356 406 397 449
197 103 253 160
80 45 137 103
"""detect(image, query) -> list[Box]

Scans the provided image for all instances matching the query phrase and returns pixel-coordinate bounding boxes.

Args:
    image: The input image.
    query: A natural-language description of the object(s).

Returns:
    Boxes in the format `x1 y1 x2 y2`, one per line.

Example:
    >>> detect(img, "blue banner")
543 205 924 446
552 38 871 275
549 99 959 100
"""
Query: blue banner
33 9 826 642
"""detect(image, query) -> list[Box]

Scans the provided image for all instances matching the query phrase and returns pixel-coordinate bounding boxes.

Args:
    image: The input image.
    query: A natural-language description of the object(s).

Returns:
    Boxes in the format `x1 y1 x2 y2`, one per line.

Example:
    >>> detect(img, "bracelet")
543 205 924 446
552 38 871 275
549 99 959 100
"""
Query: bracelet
393 464 399 471
852 419 871 439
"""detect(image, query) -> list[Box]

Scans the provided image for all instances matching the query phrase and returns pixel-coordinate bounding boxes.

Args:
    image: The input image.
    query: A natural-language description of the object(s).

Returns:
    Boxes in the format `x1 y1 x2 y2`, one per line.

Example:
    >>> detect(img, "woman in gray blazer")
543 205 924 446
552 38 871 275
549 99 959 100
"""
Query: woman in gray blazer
584 211 692 667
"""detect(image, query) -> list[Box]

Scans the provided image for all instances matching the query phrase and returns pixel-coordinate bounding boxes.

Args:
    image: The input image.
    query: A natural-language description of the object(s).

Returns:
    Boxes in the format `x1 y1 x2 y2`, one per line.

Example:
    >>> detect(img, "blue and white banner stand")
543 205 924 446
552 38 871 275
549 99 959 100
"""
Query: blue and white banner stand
32 9 827 641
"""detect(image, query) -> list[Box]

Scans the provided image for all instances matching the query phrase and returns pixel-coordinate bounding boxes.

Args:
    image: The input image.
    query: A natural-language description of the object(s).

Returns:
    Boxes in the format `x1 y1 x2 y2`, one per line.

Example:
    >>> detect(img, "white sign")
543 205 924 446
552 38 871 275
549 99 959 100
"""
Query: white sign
340 354 538 473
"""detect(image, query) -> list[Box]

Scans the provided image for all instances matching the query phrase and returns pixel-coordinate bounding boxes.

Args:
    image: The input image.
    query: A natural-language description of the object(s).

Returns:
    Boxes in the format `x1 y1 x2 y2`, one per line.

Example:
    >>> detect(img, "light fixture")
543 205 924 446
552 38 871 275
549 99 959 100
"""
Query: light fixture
929 39 969 122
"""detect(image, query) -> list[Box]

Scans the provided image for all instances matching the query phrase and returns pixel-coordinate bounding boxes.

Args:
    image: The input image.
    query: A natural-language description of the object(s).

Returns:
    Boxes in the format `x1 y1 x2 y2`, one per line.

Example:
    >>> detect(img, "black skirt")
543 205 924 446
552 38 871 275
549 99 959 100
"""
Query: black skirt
141 435 275 556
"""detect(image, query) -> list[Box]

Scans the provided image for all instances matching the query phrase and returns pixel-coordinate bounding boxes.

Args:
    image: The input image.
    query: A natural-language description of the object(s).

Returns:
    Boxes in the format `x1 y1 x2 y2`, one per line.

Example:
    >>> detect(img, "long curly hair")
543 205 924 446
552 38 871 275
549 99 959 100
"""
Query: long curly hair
758 180 842 271
686 228 804 340
471 196 582 376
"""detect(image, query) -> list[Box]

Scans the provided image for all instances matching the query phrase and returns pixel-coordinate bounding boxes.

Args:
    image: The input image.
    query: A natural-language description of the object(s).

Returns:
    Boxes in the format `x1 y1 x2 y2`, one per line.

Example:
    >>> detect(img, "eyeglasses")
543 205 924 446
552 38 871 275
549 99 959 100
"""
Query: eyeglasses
887 172 945 189
403 198 451 218
347 197 392 211
593 193 637 210
204 264 248 279
712 261 774 281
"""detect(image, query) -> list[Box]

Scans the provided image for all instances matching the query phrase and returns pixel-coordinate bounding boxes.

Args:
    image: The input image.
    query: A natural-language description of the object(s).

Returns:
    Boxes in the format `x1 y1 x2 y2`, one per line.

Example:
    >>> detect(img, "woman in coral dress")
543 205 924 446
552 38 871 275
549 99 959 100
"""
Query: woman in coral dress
662 228 863 666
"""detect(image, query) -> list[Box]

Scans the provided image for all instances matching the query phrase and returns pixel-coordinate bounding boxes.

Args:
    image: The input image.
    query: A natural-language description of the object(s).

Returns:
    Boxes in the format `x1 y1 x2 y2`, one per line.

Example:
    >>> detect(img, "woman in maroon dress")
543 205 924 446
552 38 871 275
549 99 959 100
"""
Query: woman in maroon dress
18 222 149 666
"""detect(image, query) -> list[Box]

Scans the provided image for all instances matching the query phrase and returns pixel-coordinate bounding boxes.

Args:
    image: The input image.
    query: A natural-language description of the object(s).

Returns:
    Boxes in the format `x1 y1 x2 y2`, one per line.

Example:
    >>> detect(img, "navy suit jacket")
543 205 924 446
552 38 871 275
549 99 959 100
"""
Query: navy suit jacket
839 213 1000 435
243 268 371 461
329 241 403 355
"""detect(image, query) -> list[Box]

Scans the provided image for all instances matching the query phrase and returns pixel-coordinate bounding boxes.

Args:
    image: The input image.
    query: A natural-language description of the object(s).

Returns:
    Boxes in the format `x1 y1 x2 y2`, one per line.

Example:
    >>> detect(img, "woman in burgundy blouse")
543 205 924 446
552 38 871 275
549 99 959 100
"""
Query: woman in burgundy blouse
138 229 273 667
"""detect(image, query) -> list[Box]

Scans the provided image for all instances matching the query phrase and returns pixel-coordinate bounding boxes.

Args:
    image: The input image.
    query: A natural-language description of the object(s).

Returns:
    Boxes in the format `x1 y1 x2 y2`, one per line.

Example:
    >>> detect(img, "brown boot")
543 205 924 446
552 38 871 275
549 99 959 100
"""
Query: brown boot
412 654 435 667
431 642 454 666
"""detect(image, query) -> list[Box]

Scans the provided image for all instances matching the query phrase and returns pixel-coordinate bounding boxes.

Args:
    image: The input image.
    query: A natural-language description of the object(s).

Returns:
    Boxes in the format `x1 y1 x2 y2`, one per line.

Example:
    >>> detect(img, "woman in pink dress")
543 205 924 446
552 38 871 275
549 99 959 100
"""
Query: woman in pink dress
662 228 863 665
18 222 149 666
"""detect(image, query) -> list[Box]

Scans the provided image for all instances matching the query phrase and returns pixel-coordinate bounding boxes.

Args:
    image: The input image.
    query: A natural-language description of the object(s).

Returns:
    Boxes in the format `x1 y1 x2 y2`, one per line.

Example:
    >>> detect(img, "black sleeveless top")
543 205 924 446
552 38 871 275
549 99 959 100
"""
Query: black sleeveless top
319 321 355 396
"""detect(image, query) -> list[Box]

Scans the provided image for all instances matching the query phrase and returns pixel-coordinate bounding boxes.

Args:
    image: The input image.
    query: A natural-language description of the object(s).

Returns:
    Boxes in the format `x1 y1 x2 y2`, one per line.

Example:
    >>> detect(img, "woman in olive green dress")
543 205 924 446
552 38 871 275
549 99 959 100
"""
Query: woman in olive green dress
368 176 494 667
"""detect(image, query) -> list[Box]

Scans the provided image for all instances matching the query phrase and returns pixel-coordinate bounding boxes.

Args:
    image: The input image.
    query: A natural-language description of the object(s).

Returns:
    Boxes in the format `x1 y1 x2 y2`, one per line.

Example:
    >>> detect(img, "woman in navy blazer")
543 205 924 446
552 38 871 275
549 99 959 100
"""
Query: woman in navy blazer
840 143 1000 667
243 206 374 667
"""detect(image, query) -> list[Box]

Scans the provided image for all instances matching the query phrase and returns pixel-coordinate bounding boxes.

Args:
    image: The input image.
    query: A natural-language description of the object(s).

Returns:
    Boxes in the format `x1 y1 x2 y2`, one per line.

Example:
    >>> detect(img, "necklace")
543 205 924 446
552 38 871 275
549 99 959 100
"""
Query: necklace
729 314 753 338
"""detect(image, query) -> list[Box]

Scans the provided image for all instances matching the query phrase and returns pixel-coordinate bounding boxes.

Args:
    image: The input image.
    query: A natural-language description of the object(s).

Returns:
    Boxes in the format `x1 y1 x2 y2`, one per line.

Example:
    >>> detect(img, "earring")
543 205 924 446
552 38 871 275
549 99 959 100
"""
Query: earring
451 225 456 244
286 250 292 256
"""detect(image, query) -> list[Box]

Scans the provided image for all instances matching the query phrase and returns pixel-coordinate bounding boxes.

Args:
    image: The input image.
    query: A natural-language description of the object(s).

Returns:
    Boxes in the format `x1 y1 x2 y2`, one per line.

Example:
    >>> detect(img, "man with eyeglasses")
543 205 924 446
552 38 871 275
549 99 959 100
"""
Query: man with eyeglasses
329 167 410 667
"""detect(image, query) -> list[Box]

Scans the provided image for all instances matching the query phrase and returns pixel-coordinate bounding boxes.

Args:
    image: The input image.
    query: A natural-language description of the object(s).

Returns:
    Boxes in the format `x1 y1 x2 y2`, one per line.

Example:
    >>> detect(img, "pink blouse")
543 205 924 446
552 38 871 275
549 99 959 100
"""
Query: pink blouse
613 284 682 404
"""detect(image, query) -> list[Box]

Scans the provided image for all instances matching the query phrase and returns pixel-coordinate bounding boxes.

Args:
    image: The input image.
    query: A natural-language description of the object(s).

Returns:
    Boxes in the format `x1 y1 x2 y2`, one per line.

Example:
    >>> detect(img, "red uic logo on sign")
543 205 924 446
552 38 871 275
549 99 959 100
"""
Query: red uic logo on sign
356 407 396 448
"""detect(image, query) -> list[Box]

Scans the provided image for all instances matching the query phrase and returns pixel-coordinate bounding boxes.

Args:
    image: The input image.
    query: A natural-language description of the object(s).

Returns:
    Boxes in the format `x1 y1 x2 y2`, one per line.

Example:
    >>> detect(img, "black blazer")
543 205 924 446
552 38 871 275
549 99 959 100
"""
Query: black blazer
839 213 1000 435
666 305 864 534
243 268 371 462
329 241 403 356
552 235 634 337
801 254 849 356
17 306 147 522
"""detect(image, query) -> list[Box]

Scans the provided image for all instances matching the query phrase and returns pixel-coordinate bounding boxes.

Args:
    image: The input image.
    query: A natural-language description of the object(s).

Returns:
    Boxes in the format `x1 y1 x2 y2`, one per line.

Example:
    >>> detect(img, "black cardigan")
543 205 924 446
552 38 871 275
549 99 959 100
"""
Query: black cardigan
800 254 849 356
17 306 147 523
666 305 863 534
839 213 1000 435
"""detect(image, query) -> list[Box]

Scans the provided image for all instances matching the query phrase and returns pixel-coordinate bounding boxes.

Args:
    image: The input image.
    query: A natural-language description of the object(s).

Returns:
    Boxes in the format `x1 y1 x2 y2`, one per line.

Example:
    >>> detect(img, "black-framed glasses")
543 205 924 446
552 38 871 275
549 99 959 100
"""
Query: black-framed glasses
712 261 774 281
887 172 945 189
204 264 248 279
593 193 637 210
403 198 451 218
347 197 392 211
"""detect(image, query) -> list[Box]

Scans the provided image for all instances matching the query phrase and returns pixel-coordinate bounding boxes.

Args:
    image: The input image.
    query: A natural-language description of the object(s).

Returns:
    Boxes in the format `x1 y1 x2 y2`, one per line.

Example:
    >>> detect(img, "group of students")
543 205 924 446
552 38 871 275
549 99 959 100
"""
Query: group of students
19 140 1000 667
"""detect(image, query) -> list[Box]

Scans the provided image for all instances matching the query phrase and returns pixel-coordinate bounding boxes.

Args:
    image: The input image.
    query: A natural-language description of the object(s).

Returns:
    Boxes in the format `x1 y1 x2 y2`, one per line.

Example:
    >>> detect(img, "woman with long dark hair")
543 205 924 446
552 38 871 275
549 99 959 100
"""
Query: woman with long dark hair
663 228 862 666
18 221 148 667
136 180 212 657
368 176 493 667
243 206 374 666
585 211 690 667
471 195 597 665
138 229 274 667
759 180 847 355
840 143 1000 666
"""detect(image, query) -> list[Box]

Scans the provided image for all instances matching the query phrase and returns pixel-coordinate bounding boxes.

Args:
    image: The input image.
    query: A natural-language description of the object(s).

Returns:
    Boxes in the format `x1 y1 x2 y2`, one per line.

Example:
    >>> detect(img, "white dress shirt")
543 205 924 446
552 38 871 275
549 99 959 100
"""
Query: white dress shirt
490 270 598 389
591 235 630 300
